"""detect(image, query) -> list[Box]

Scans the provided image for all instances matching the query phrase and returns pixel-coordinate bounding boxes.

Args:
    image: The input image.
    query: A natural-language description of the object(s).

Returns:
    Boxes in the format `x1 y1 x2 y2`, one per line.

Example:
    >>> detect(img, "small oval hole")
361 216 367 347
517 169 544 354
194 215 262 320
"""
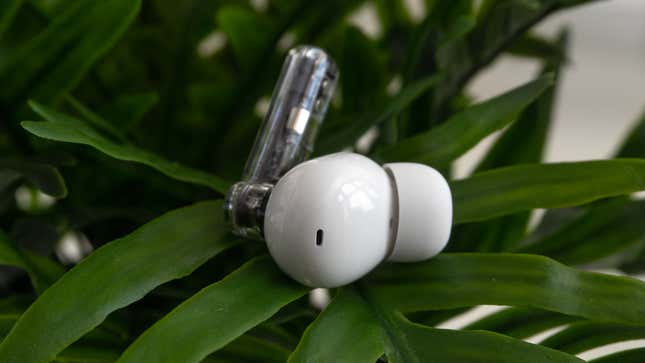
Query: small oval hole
316 229 324 246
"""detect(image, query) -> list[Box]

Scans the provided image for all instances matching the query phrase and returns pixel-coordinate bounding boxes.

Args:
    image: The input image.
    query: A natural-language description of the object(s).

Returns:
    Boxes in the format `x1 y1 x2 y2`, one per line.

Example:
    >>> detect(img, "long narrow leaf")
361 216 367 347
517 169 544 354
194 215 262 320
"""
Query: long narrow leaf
378 312 581 363
22 102 230 193
317 75 442 154
374 75 553 165
453 32 565 252
589 348 645 363
0 200 237 363
288 289 384 363
463 307 577 339
616 109 645 158
367 253 645 325
117 257 306 363
452 159 645 224
0 0 22 38
429 0 599 121
541 322 645 354
0 0 141 105
516 198 645 265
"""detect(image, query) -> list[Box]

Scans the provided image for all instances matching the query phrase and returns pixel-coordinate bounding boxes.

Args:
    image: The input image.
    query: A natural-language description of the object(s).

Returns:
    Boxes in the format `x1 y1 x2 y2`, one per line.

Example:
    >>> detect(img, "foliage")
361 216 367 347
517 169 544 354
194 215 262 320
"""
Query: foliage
1 0 644 362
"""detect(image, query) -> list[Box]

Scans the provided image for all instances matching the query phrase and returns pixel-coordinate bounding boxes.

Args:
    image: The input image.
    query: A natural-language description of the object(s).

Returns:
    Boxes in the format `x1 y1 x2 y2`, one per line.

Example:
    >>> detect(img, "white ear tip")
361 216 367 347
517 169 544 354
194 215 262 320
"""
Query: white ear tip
383 163 452 262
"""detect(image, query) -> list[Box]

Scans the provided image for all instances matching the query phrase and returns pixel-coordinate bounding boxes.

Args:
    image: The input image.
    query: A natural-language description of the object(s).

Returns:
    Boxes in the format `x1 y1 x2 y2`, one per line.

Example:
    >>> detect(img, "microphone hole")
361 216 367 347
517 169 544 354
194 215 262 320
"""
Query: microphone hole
316 229 324 246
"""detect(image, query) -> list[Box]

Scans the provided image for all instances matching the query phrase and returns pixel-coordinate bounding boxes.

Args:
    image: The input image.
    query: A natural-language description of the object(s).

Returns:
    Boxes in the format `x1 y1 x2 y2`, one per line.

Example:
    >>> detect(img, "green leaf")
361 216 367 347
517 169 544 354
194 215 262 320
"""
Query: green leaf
0 0 23 38
399 1 472 135
516 198 645 265
374 75 553 165
65 96 127 143
367 253 645 325
453 31 565 252
430 0 599 121
99 93 159 132
22 102 231 194
475 30 566 172
541 321 645 354
0 200 237 363
336 26 388 118
217 6 273 71
508 34 566 61
317 75 442 154
116 257 305 363
0 158 66 198
0 0 141 105
214 335 291 363
452 159 645 224
55 344 121 363
463 308 578 339
589 348 645 363
288 289 384 363
0 230 32 276
380 314 581 363
616 109 645 158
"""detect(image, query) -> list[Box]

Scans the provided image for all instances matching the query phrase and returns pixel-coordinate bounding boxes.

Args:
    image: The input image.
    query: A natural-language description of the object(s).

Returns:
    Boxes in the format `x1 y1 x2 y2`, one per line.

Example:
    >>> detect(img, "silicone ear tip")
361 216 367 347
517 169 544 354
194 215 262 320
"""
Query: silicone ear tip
383 163 452 262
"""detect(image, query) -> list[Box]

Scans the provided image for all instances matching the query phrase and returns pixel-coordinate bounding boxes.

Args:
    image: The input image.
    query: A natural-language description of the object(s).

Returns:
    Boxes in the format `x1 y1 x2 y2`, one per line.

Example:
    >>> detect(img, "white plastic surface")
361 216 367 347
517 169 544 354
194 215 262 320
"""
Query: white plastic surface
383 163 452 262
264 153 393 287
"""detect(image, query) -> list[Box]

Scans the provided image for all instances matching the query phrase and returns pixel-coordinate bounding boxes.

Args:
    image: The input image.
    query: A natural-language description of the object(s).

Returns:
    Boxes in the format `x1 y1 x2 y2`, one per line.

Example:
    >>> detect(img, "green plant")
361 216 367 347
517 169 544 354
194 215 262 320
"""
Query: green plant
1 0 645 362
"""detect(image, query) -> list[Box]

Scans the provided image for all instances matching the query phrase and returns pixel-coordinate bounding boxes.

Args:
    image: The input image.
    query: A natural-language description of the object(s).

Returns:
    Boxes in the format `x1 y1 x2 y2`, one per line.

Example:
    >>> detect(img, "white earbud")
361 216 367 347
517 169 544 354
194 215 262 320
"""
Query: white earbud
263 152 452 287
224 45 452 288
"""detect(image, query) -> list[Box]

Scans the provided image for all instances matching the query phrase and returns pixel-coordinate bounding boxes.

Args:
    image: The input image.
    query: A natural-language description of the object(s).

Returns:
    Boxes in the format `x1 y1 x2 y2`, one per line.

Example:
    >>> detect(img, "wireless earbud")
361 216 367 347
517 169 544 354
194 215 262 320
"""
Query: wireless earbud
225 45 452 288
264 152 451 287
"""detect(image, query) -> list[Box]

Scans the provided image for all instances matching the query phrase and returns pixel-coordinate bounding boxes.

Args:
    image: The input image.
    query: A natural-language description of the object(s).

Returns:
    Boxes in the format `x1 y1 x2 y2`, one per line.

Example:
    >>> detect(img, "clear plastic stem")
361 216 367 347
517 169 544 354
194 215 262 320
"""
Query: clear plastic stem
224 46 338 239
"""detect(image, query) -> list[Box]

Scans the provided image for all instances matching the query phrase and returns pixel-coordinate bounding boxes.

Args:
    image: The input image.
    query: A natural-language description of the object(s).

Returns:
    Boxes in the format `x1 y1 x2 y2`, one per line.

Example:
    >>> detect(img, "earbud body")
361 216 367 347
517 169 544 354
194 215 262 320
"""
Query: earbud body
264 152 452 287
224 45 453 288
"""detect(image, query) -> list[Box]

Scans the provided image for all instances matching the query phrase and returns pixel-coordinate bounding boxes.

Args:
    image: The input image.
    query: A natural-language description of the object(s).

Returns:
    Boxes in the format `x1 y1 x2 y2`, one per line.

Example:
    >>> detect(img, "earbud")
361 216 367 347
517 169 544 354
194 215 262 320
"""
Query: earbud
263 152 452 287
225 45 453 288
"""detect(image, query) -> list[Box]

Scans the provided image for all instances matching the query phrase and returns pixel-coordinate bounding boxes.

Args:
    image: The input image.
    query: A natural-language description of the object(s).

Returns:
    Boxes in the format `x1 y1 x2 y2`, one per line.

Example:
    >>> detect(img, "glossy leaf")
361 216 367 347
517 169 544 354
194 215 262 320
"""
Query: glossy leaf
589 348 645 363
0 0 22 38
616 109 645 158
374 75 553 165
429 0 600 121
453 32 565 252
367 253 645 325
475 30 566 172
22 102 230 193
317 75 442 154
508 34 566 61
541 321 645 354
463 308 577 339
289 289 384 363
55 344 121 363
452 159 645 224
214 335 291 363
380 312 581 363
0 159 66 198
117 257 306 363
0 200 237 363
0 0 141 105
516 198 645 265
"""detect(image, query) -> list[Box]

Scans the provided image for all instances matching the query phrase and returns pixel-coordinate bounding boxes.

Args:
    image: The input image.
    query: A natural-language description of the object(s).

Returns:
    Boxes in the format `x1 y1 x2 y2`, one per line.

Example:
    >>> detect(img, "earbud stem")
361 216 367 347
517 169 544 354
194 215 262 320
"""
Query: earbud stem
225 46 338 239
